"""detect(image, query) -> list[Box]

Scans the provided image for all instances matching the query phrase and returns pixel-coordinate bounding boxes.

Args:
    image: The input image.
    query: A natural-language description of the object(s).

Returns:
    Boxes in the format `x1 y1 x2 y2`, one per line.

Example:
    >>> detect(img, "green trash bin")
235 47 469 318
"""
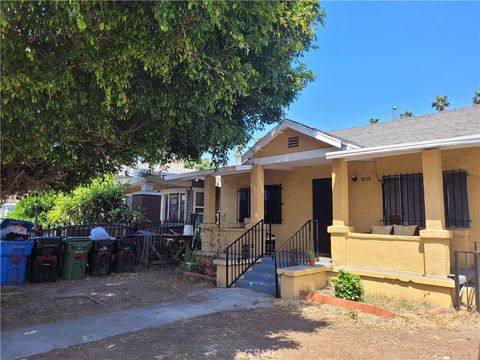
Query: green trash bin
61 237 92 280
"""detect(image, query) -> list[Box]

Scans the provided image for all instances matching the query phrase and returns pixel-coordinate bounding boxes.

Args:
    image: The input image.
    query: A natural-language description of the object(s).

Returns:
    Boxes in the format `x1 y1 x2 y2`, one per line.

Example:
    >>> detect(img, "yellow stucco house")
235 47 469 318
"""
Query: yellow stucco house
166 105 480 307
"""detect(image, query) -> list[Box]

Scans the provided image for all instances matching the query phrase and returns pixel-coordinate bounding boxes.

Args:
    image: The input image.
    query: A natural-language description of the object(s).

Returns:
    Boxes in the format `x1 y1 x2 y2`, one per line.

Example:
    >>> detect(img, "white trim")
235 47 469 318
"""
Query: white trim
160 194 166 222
164 165 252 181
326 135 480 161
193 188 205 214
247 147 338 166
240 120 358 163
162 190 188 223
127 191 162 196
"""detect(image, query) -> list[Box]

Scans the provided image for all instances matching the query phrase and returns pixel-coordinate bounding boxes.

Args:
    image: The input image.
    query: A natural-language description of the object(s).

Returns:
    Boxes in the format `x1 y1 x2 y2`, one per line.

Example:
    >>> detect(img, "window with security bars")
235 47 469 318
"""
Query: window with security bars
264 184 282 224
443 170 470 228
382 173 425 227
237 187 250 223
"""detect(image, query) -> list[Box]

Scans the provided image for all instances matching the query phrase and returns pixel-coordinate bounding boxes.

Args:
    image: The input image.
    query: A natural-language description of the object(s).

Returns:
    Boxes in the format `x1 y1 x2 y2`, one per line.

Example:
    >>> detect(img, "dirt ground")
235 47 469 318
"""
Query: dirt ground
28 299 480 360
1 265 213 330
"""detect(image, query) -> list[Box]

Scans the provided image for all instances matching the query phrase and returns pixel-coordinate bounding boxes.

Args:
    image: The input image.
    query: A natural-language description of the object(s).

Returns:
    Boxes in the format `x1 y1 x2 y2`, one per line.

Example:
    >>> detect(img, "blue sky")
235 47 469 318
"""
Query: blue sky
228 1 479 163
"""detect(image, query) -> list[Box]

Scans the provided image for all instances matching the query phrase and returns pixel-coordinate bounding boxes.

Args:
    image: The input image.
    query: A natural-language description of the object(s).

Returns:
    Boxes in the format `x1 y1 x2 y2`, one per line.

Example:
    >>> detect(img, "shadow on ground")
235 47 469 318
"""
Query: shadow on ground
30 302 330 360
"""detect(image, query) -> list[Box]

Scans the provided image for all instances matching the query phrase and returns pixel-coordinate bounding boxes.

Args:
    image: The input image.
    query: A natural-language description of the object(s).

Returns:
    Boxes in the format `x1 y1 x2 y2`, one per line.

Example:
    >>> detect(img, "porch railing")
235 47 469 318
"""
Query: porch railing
273 220 318 297
225 220 265 288
453 250 480 313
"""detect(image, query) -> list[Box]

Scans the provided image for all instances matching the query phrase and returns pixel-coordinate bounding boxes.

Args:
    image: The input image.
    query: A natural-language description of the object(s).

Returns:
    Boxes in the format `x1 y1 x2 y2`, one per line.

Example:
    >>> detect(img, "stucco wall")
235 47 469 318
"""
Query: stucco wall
442 147 480 257
348 152 423 233
347 147 480 266
254 128 330 159
220 165 332 248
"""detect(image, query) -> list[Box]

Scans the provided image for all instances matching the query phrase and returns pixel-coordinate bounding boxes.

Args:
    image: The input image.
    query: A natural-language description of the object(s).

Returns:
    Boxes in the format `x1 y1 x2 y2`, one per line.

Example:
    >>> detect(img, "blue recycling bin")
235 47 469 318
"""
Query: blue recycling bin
1 240 34 286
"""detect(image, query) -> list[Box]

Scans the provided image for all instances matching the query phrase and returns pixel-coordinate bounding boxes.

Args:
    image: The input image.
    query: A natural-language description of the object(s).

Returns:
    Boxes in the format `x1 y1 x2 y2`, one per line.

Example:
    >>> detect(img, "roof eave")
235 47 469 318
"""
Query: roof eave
325 135 480 161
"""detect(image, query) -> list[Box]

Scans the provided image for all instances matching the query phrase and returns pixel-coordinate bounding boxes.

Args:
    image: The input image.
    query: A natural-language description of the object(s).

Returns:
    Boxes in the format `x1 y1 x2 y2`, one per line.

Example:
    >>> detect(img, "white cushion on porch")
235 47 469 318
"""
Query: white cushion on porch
393 224 417 236
371 225 393 235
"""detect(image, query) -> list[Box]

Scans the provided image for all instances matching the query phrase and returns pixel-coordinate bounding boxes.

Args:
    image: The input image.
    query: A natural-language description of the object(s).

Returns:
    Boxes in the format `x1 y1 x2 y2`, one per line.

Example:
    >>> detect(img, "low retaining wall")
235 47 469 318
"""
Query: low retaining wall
277 264 455 307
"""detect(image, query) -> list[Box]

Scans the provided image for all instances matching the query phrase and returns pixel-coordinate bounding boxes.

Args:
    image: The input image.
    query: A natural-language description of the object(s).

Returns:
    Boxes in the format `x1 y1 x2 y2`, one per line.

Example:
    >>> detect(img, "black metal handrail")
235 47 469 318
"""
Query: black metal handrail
225 220 265 288
273 220 318 297
453 249 480 313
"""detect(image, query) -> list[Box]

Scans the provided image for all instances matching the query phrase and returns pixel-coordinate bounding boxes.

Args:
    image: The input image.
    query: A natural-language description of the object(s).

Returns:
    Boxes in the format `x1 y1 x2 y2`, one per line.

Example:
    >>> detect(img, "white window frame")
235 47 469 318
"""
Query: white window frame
161 188 188 223
193 189 205 215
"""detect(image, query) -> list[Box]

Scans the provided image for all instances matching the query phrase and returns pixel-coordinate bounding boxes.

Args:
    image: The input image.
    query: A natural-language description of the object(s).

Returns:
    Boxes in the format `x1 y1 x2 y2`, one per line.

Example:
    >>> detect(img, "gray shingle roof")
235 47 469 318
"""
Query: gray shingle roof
327 105 480 148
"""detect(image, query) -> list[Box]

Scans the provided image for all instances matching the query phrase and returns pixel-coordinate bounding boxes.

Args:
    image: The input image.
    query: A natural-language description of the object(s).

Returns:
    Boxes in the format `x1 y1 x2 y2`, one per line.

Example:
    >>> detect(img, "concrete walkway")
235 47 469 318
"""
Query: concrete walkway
1 288 272 360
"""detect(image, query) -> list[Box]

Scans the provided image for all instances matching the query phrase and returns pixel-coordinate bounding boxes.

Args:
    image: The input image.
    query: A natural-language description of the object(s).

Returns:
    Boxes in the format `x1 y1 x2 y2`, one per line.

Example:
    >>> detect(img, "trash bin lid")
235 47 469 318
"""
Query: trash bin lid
0 219 34 231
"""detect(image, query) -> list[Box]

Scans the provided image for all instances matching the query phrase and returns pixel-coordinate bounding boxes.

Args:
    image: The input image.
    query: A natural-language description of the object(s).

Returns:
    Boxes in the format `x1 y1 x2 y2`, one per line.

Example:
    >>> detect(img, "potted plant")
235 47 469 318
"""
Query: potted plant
306 250 316 266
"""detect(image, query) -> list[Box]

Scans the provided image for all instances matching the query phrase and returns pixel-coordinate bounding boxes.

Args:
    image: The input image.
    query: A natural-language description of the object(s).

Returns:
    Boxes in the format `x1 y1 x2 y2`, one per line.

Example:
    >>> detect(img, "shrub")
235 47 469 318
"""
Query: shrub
183 249 197 263
48 176 146 225
11 191 61 228
331 270 364 301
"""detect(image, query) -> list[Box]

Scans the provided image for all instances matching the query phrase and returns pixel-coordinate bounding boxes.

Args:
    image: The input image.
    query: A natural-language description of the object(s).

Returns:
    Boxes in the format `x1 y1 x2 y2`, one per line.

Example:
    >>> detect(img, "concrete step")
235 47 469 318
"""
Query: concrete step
260 256 275 264
235 279 276 296
251 263 275 272
243 270 276 282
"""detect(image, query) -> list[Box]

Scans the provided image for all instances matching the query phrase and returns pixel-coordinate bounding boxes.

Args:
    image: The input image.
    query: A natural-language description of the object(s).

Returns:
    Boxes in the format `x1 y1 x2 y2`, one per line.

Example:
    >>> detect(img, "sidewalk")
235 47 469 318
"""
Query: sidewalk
1 288 272 360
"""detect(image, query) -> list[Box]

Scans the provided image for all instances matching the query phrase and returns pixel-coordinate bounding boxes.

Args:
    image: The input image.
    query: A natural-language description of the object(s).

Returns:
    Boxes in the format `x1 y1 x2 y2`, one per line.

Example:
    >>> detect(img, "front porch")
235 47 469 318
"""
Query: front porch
202 146 479 305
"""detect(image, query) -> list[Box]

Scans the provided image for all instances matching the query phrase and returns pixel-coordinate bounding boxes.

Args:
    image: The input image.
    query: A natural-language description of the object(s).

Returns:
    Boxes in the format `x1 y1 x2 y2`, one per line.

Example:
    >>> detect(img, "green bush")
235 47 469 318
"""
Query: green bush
183 249 197 263
11 191 61 228
49 176 145 224
331 270 364 302
11 176 146 227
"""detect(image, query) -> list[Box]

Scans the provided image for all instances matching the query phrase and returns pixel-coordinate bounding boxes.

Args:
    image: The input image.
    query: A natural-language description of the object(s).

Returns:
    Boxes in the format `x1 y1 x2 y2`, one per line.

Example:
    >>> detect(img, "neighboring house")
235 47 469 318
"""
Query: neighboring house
167 105 480 306
118 162 219 224
0 198 18 220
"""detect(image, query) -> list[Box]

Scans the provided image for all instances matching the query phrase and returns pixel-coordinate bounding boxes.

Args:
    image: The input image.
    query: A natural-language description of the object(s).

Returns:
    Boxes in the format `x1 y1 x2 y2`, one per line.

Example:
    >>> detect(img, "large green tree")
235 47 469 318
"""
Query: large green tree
1 1 324 199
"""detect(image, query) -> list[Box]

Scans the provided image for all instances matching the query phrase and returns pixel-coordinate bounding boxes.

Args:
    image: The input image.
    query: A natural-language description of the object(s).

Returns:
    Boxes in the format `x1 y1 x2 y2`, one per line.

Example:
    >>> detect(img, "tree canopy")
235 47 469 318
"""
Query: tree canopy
1 1 324 199
184 157 212 171
432 95 450 112
400 110 413 118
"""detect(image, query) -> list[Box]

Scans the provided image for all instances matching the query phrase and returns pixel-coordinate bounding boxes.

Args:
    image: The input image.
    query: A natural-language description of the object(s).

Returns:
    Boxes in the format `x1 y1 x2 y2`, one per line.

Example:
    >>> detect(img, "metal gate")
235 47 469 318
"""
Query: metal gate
453 245 480 312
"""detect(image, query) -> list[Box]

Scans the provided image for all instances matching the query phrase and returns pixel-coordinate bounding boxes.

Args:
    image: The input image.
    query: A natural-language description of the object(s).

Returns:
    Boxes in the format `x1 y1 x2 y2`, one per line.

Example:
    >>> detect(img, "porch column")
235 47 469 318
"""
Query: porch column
331 159 349 227
203 175 216 225
250 165 264 224
328 159 352 265
420 149 451 276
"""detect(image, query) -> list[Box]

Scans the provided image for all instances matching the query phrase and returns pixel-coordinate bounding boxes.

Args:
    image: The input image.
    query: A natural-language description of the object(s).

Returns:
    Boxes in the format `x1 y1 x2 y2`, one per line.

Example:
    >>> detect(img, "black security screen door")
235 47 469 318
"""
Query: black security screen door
312 178 333 255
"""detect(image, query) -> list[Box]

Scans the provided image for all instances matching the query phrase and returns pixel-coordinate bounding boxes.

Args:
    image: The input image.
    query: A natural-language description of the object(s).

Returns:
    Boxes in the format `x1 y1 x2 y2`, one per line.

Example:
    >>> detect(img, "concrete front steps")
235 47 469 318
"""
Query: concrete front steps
235 256 276 296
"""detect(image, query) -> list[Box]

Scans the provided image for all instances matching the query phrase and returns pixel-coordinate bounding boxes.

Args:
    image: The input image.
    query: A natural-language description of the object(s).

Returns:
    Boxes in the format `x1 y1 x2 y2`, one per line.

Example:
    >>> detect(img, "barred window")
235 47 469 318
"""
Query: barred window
264 184 282 224
237 187 250 223
443 170 470 228
382 173 425 227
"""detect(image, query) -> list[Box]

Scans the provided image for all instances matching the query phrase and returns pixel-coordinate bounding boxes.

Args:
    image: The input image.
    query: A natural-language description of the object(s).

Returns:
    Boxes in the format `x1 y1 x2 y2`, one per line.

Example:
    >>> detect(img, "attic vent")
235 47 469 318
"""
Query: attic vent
288 136 299 148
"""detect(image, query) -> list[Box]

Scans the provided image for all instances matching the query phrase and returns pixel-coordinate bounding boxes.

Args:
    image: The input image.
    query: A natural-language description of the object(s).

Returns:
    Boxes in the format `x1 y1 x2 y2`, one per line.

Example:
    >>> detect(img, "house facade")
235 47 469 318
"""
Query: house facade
167 106 480 306
119 164 218 225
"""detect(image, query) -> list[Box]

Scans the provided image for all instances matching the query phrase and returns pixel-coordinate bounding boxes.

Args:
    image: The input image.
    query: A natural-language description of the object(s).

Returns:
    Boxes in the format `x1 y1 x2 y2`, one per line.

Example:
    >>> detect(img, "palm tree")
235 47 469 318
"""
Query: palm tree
369 117 379 124
431 96 450 111
400 110 414 118
473 90 480 105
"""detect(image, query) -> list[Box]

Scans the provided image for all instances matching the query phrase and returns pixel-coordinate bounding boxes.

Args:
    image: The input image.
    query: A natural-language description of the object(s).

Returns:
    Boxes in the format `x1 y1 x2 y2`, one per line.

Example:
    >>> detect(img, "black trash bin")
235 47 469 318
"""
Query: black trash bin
88 239 116 276
115 237 137 273
29 236 63 283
